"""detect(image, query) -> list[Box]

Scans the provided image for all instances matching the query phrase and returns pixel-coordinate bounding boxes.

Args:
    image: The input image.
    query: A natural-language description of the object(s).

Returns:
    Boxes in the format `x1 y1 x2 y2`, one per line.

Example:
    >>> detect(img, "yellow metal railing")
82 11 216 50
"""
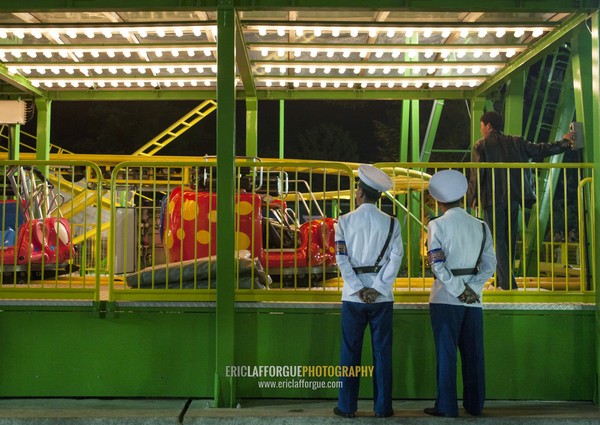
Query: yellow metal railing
0 160 103 301
0 159 595 304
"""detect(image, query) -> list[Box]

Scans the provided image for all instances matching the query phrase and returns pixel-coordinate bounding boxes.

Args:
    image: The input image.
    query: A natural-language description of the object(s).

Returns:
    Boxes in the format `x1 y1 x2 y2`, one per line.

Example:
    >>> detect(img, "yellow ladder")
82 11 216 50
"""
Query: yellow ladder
131 99 217 156
0 125 74 154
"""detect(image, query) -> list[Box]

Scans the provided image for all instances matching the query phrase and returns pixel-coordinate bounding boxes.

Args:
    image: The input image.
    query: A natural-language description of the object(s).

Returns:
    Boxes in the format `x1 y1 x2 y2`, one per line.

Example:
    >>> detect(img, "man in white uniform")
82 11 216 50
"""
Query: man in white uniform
424 170 496 418
334 164 404 419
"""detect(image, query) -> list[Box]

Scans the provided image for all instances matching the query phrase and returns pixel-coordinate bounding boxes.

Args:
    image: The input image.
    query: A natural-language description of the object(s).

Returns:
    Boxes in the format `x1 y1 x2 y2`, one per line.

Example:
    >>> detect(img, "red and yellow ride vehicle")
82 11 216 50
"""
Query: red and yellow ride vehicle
1 167 76 283
160 167 338 286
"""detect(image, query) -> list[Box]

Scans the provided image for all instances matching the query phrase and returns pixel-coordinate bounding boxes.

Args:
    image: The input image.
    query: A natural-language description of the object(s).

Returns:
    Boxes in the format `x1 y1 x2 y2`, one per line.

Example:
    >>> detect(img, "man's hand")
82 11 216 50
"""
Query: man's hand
458 284 480 304
562 131 575 149
359 288 380 304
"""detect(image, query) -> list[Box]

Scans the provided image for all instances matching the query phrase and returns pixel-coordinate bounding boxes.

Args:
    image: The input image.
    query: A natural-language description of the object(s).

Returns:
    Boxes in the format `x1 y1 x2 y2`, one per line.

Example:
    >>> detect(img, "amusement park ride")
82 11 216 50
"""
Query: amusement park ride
1 101 348 288
0 166 75 283
158 164 339 288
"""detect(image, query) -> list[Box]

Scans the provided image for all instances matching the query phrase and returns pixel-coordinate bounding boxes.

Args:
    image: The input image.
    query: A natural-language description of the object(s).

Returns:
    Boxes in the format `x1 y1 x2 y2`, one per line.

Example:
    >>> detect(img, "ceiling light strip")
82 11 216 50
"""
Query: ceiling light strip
246 24 550 39
0 25 217 39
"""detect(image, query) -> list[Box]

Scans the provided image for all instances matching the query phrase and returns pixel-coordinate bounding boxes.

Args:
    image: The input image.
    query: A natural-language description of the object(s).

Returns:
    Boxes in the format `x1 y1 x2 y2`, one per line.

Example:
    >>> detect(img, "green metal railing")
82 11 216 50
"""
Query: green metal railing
0 159 594 304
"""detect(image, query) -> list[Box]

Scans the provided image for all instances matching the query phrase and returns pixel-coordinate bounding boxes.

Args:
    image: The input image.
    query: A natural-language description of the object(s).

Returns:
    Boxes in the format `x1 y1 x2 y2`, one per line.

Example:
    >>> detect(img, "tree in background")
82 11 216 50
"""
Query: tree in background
374 100 470 163
288 122 359 162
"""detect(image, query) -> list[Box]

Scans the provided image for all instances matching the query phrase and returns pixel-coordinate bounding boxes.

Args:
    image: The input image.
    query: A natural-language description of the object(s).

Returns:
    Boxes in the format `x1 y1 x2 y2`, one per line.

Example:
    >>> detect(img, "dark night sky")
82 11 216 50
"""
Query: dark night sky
24 98 471 163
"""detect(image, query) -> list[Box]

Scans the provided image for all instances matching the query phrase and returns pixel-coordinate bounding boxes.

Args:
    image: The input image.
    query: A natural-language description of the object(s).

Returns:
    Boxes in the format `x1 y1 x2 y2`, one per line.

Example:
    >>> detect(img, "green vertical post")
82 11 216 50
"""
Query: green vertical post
419 99 444 164
398 98 423 276
34 97 51 177
8 124 20 160
524 55 549 139
572 15 595 295
279 99 285 159
215 1 236 408
400 100 410 161
405 100 421 274
504 72 525 135
410 100 420 162
589 11 600 406
470 98 486 148
505 72 529 271
397 101 410 272
572 25 594 149
34 97 51 161
470 98 487 219
245 97 258 157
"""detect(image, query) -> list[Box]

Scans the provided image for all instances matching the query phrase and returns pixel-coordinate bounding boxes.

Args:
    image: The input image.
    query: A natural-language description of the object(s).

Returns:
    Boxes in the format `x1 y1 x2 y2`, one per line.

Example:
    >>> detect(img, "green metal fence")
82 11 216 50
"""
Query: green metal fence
0 159 594 304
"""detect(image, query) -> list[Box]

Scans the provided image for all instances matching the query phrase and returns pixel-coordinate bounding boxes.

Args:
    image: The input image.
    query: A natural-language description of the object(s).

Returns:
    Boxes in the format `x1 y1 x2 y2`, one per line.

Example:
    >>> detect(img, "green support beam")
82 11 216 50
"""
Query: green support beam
470 97 486 148
0 65 46 98
571 24 594 157
34 97 51 161
589 11 600 405
410 100 420 162
279 99 285 159
246 97 258 157
502 74 525 281
473 13 590 98
400 101 410 162
256 89 472 101
238 9 259 159
215 2 237 408
523 55 547 139
8 124 20 160
468 97 486 221
396 100 423 276
503 72 525 135
48 91 219 101
235 11 256 98
0 1 597 12
46 89 471 102
419 100 444 163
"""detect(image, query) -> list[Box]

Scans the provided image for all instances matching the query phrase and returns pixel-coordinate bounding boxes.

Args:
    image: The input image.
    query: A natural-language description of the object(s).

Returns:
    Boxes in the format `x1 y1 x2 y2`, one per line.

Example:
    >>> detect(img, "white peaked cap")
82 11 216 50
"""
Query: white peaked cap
358 164 392 192
428 169 468 203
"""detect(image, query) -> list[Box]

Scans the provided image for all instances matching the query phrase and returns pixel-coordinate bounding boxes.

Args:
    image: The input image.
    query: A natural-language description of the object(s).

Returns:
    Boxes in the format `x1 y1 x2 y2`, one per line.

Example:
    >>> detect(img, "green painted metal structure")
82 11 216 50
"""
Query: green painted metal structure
0 0 597 409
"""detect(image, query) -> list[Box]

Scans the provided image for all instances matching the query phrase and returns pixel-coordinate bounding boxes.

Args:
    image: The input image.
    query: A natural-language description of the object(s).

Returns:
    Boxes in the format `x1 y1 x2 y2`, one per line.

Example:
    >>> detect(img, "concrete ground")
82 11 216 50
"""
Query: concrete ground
0 398 598 425
0 398 600 425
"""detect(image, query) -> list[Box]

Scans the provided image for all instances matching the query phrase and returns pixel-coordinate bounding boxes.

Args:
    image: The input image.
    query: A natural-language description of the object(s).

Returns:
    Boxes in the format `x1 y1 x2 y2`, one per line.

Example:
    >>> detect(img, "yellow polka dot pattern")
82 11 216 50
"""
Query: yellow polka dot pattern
167 190 261 261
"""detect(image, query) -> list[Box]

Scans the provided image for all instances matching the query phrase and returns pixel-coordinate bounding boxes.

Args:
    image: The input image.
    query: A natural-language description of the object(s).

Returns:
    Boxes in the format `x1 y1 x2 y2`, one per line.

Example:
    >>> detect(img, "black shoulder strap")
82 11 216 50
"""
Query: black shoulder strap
475 221 486 267
374 216 395 269
353 216 395 274
451 221 487 276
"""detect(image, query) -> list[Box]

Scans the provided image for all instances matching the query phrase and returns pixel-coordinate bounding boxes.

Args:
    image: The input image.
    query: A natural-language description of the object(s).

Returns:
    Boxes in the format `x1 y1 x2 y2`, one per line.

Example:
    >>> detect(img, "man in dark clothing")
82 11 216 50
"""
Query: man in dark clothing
467 111 574 290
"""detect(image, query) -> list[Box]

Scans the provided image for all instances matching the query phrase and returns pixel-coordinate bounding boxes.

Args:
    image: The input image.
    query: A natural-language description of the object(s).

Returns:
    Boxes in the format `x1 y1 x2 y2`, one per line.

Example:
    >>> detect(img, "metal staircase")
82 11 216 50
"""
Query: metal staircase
131 99 217 156
523 45 571 144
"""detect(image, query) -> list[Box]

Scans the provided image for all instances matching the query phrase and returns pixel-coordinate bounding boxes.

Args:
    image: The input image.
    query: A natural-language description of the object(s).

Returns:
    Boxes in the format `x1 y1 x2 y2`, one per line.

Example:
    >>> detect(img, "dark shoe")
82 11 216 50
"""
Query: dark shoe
423 407 457 418
465 409 482 417
375 409 394 418
333 407 355 418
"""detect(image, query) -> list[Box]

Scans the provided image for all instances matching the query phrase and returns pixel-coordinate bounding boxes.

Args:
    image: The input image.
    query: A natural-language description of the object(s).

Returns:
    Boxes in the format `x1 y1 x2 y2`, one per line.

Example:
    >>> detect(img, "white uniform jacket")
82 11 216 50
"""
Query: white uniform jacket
427 207 496 307
335 203 404 303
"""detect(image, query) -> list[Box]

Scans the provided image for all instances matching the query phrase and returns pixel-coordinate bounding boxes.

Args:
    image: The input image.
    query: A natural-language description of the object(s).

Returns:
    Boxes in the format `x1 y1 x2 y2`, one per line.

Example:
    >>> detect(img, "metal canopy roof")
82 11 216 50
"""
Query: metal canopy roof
0 1 596 101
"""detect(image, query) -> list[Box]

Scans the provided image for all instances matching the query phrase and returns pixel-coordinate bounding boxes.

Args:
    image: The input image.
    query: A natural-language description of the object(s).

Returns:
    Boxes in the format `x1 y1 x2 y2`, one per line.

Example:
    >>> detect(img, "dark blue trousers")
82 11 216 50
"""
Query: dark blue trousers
429 303 485 417
337 301 393 416
484 202 520 290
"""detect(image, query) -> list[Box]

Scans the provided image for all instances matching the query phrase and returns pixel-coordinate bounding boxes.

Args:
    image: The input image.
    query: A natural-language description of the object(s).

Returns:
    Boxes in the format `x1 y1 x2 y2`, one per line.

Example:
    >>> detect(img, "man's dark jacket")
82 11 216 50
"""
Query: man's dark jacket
467 129 569 209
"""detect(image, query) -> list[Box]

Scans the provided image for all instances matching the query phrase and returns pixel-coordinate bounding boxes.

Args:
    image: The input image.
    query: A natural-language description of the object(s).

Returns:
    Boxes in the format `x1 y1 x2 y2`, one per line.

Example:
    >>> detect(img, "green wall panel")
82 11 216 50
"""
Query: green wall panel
234 307 595 401
483 311 595 399
0 306 594 401
0 309 215 397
